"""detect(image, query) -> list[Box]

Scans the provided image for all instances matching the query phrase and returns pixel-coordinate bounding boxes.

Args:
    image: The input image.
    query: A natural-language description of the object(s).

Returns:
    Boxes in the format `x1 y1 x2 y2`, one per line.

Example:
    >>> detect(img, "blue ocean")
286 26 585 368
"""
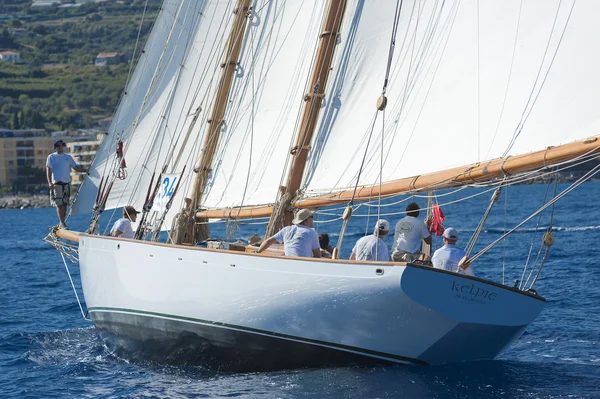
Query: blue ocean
1 182 599 398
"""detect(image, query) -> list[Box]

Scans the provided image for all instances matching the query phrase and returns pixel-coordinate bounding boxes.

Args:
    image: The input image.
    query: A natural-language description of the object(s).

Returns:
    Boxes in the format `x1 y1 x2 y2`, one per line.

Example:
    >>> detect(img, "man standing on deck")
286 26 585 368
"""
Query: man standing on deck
432 227 475 276
257 209 321 258
391 202 432 262
46 140 87 229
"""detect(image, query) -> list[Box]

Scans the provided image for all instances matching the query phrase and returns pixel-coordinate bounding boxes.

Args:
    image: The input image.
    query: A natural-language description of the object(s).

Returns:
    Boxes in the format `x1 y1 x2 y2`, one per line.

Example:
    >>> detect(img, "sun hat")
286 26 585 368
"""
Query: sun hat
374 219 390 234
292 209 314 225
54 139 66 148
442 227 459 240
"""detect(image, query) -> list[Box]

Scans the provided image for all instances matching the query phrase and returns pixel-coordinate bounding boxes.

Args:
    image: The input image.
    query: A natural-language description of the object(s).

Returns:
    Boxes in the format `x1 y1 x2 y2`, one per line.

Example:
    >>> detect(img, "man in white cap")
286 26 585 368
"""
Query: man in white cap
431 227 474 276
110 206 140 239
257 209 321 258
350 219 390 261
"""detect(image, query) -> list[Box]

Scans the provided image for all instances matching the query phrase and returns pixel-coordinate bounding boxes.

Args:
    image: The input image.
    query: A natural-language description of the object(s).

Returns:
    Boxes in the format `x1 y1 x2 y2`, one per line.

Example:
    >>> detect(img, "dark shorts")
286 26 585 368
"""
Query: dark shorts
50 182 71 207
391 249 421 262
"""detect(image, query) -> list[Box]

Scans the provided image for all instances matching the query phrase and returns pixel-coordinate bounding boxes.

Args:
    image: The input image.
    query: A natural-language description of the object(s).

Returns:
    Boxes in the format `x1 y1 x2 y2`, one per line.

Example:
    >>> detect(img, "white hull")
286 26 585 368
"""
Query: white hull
78 234 545 369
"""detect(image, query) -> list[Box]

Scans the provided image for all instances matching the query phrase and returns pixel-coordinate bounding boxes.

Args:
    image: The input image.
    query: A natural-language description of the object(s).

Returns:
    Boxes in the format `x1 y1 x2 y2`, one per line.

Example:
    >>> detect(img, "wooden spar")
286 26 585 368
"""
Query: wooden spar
174 0 252 243
196 136 600 219
56 229 80 242
264 0 347 236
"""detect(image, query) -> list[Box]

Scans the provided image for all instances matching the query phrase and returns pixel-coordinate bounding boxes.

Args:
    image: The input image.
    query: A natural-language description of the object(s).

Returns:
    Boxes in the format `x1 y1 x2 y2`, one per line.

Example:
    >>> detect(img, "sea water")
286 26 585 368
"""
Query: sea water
1 182 599 398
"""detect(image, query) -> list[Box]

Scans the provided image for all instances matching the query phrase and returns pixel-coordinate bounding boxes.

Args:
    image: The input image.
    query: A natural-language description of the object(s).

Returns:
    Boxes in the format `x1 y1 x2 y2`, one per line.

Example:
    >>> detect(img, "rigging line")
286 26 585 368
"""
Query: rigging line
349 112 380 204
502 0 576 158
176 10 235 173
107 0 157 138
519 177 553 289
382 0 404 95
375 107 385 259
468 162 600 265
464 186 500 256
502 184 506 285
233 8 256 220
186 1 239 116
150 0 224 173
162 1 229 168
485 0 523 160
477 0 480 162
386 0 461 178
253 0 272 15
343 0 404 205
391 0 444 114
123 0 150 100
523 173 559 289
275 6 325 196
60 252 88 321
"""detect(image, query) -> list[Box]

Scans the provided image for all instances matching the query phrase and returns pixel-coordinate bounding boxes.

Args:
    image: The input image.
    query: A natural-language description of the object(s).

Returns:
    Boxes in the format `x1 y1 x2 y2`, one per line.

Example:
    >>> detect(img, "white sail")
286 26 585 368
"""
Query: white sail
201 0 327 209
72 0 237 230
303 0 600 196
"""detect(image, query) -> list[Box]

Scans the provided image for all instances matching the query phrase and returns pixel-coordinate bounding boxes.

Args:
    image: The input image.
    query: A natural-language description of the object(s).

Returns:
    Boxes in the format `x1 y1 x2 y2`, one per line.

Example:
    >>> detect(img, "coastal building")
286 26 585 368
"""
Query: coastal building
95 52 126 66
0 129 53 187
31 0 60 7
0 51 21 63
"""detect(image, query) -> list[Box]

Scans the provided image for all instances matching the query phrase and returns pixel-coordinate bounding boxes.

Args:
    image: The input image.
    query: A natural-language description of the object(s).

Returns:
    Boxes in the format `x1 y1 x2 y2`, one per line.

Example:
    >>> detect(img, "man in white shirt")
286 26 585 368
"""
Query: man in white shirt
257 209 321 258
110 206 140 239
391 202 432 262
431 227 474 276
46 139 87 229
350 219 390 261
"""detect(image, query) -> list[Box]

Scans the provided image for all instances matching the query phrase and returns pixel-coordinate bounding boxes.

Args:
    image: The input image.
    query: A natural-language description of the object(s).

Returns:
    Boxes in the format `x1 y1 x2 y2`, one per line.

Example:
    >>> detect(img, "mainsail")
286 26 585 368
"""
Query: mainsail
194 0 600 220
304 0 599 196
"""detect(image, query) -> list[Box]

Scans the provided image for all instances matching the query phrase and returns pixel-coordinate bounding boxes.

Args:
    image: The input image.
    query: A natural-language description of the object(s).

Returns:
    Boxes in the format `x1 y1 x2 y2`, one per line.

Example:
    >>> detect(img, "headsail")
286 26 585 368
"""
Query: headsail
72 0 237 231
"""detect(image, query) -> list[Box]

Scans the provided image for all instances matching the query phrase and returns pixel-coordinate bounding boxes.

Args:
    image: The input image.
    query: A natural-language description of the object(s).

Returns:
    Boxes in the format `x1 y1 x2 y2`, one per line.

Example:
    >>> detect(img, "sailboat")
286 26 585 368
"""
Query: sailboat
46 0 600 369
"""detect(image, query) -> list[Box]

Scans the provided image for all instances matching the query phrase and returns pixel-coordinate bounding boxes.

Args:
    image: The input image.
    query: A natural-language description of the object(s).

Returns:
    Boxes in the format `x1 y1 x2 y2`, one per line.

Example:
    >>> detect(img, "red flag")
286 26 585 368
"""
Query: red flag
430 203 445 236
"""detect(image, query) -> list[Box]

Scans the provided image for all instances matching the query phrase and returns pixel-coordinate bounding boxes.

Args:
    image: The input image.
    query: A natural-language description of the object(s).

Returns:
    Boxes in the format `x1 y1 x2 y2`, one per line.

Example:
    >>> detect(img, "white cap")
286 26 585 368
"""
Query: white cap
374 219 390 234
442 227 459 240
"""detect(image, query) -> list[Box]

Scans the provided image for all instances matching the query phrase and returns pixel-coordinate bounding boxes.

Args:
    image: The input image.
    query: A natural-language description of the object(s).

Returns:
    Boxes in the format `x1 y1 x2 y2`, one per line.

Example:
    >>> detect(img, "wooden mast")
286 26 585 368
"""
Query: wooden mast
196 136 600 219
173 0 252 245
264 0 347 237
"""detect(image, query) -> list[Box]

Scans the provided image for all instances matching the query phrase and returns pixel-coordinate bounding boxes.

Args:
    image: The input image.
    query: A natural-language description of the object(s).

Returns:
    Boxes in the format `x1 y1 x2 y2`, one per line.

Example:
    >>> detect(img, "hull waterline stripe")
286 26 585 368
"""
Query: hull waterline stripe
88 307 427 366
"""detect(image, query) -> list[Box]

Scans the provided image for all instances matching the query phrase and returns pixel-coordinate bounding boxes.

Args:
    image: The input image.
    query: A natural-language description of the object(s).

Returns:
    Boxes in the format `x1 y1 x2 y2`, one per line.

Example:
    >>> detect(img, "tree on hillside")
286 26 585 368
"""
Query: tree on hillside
11 112 19 129
7 18 22 28
0 29 17 49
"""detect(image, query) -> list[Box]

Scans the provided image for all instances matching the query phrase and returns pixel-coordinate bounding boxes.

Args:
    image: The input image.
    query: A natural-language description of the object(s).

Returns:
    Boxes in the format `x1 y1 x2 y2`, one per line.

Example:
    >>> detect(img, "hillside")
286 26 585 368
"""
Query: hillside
0 0 161 130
